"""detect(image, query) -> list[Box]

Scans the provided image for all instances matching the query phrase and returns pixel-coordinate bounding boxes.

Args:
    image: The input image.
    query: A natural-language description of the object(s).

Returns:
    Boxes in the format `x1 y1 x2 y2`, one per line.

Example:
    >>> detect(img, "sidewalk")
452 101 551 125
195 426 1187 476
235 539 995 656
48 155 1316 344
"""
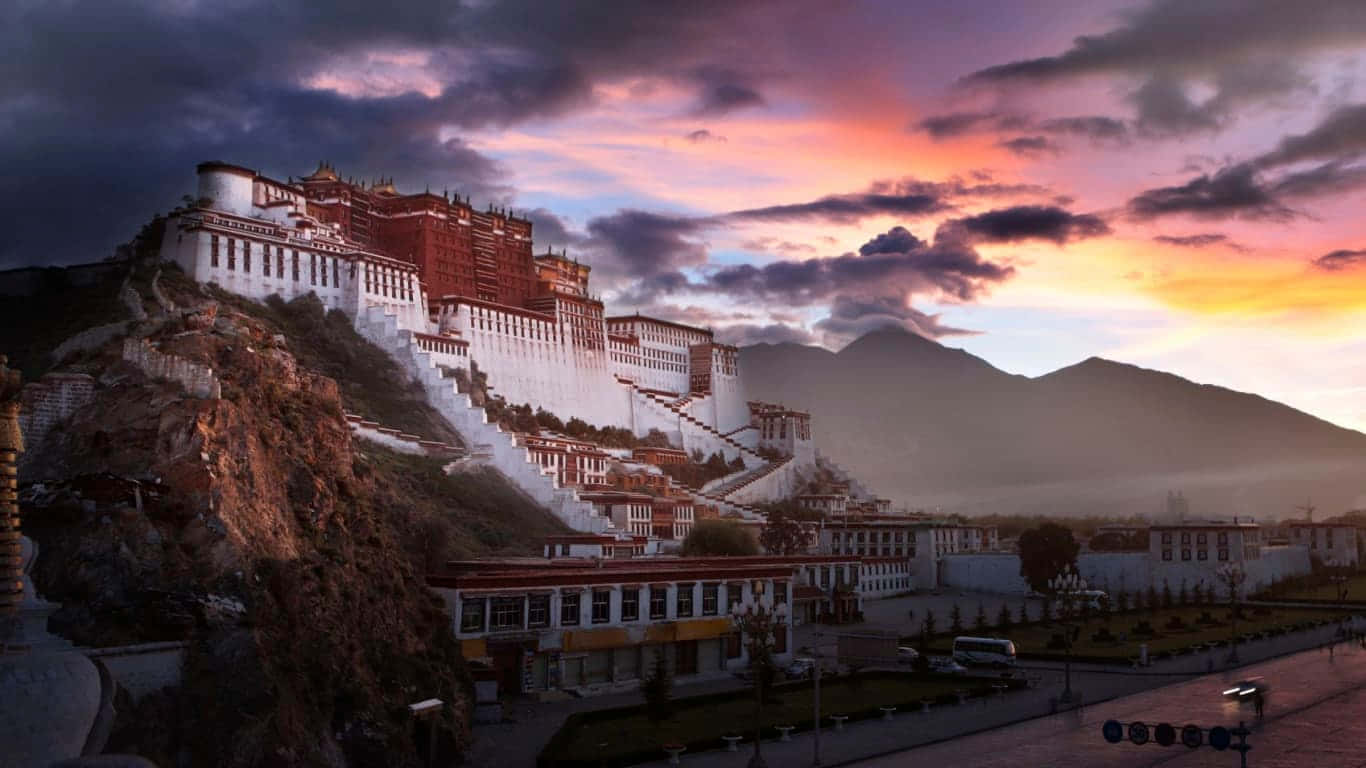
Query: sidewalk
638 621 1350 767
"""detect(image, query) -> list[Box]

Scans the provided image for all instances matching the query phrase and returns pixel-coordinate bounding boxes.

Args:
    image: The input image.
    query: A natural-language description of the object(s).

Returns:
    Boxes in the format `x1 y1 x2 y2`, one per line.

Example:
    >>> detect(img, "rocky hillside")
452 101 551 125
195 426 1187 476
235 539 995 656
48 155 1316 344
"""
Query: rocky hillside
8 261 567 766
742 328 1366 519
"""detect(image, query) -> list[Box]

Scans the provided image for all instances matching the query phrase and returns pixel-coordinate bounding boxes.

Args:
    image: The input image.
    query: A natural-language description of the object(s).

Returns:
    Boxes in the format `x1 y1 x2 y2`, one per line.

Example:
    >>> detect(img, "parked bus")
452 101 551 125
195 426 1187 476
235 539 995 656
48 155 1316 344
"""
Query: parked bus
952 636 1017 667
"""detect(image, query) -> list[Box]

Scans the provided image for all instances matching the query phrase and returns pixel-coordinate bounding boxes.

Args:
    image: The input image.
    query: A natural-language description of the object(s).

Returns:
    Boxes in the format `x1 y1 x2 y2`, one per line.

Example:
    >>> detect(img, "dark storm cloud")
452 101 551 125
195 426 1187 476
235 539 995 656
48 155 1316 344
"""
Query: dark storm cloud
685 129 727 143
998 136 1060 157
584 210 710 280
726 191 950 225
1257 104 1366 167
1037 116 1130 142
813 295 973 344
691 75 765 116
1152 232 1243 250
965 0 1366 136
700 226 1014 304
859 226 925 256
916 110 1129 150
524 208 587 252
1127 102 1366 220
1127 165 1294 220
965 0 1366 83
938 206 1111 244
0 0 786 265
915 112 1026 139
1313 249 1366 271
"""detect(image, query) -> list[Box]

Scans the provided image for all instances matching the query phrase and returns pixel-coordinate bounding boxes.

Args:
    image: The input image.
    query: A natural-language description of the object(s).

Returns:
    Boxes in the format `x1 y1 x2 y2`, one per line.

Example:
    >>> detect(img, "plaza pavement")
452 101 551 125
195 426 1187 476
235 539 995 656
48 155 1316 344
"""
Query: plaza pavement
636 622 1354 767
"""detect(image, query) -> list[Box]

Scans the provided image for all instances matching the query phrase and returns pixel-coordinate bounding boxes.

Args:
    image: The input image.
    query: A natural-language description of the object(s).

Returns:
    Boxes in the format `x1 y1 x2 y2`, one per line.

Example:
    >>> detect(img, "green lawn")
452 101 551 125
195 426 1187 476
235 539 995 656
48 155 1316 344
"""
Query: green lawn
1258 572 1366 603
925 605 1349 661
545 674 993 765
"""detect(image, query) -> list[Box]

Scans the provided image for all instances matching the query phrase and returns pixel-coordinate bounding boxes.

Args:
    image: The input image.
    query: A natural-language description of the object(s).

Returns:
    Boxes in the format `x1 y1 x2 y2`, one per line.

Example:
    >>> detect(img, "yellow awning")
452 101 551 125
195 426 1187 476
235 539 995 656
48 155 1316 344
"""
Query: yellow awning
562 627 631 652
675 617 733 641
644 623 677 643
460 638 487 659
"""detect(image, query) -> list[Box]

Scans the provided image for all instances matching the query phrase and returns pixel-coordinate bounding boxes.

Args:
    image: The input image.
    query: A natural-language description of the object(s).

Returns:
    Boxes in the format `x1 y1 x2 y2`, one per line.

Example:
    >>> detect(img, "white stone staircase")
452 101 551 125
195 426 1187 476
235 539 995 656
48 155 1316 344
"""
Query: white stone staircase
354 307 609 533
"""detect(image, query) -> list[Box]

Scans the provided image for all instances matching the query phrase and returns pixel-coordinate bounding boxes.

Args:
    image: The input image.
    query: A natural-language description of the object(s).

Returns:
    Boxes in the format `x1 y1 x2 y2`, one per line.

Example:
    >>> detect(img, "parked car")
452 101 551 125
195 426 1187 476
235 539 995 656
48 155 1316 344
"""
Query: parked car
786 658 817 679
896 646 920 665
929 656 968 675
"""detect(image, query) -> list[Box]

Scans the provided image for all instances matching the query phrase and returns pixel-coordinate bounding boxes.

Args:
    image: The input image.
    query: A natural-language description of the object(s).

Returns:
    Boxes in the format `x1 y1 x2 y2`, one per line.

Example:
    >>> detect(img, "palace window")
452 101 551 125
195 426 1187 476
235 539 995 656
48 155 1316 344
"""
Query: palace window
489 597 524 631
210 235 219 267
676 584 694 618
242 241 250 272
310 253 317 286
333 258 340 288
621 587 639 621
774 582 788 605
227 238 236 270
1181 548 1191 561
1162 549 1173 561
1198 548 1208 561
319 258 327 285
591 589 611 624
650 587 667 620
276 247 285 278
1218 548 1229 562
702 584 719 615
460 598 485 633
726 583 743 613
292 251 299 281
560 592 581 626
528 595 550 628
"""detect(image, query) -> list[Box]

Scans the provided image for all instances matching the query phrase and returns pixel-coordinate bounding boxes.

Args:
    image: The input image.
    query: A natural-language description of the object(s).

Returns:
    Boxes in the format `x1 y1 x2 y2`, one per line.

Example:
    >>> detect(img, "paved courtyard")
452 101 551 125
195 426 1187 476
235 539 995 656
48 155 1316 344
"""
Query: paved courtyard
636 621 1354 767
856 632 1366 767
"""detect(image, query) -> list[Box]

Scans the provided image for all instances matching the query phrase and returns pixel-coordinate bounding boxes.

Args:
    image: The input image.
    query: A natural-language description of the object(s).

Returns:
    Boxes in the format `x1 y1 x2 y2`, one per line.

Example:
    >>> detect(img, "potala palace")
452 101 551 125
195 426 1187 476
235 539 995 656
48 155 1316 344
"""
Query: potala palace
155 160 1335 606
158 161 840 535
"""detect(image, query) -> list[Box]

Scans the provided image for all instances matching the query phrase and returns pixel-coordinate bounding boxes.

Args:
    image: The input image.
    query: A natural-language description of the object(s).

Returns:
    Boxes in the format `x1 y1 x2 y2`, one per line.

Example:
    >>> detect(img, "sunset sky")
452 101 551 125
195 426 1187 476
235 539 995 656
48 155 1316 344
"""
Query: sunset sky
3 0 1365 431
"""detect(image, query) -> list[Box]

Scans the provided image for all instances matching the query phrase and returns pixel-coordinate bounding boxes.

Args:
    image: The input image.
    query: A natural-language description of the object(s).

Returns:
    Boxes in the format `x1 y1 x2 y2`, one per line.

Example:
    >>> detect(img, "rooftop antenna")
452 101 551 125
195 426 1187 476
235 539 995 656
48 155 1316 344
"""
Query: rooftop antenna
1295 499 1316 523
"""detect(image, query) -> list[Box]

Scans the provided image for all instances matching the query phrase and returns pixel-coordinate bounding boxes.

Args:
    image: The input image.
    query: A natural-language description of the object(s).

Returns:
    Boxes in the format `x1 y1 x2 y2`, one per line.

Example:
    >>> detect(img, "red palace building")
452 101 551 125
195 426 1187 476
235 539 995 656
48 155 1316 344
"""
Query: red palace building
296 162 538 309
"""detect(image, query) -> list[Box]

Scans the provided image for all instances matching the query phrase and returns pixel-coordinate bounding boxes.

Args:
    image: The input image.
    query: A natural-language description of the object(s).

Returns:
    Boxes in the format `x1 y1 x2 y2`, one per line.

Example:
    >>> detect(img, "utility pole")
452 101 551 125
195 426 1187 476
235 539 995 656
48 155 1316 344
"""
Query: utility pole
813 629 822 767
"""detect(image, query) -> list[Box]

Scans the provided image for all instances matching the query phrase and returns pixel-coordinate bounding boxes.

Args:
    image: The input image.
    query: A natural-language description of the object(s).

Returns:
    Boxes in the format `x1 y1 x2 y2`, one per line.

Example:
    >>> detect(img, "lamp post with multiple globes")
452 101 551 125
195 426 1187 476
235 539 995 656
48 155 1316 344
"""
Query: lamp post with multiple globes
1048 569 1086 704
730 580 789 768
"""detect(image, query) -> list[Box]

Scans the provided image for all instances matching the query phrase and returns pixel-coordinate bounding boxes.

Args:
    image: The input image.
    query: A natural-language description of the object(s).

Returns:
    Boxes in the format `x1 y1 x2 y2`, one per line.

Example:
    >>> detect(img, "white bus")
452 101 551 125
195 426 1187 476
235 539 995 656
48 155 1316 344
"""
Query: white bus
952 636 1017 667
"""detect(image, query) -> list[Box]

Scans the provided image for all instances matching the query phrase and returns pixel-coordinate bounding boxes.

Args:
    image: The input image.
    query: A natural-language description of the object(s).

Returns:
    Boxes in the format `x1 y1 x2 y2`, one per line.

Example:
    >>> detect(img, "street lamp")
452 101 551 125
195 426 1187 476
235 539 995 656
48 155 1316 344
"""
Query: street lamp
1048 568 1086 704
1325 558 1350 638
1217 563 1247 664
731 580 790 768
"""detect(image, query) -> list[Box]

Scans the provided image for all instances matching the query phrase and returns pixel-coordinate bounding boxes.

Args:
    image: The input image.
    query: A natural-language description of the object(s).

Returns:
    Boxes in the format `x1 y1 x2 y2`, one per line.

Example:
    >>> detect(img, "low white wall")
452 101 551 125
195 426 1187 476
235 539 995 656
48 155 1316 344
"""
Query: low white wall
1077 552 1153 594
86 641 186 703
940 553 1031 595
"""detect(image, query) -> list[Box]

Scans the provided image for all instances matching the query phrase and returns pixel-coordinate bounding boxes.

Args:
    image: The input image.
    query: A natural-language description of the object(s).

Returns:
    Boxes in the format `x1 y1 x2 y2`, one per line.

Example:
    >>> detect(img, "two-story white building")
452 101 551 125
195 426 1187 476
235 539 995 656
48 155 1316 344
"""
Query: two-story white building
1286 522 1360 567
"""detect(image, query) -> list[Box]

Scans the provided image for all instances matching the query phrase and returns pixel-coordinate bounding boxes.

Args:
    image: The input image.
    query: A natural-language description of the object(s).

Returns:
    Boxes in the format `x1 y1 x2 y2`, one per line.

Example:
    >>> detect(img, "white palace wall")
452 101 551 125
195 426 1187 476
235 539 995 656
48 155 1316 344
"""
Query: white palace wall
941 546 1313 597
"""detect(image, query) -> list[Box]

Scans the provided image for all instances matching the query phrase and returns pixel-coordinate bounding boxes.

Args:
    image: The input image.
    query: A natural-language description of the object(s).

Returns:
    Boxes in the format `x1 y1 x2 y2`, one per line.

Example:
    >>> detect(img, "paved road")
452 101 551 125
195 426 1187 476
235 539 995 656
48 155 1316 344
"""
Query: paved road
638 623 1356 768
856 638 1366 767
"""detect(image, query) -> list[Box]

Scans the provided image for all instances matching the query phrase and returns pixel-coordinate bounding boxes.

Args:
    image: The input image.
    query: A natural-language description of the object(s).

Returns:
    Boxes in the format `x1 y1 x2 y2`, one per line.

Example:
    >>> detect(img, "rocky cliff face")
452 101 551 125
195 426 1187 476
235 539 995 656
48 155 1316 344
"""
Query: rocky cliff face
12 267 560 767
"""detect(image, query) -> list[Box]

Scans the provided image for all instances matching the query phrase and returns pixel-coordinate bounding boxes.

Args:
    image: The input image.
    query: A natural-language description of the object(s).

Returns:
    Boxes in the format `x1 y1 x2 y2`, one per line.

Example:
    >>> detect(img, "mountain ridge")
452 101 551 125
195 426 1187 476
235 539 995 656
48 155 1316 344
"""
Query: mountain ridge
740 326 1366 518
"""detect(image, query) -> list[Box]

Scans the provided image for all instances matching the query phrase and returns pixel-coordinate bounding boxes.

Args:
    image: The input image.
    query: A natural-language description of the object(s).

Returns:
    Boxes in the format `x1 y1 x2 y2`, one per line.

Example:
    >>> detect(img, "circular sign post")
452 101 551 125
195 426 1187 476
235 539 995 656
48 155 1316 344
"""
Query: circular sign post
1129 722 1150 746
1209 726 1231 751
1102 720 1123 744
1181 724 1203 749
1154 723 1175 747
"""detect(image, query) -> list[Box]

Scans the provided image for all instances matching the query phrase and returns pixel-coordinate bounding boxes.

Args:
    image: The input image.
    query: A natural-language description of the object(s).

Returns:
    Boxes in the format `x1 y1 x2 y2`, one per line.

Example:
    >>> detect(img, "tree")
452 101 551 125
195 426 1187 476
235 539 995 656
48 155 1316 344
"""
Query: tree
681 520 758 556
1017 523 1081 594
1146 584 1159 615
1178 580 1189 606
1116 590 1130 613
921 609 937 638
1040 596 1053 625
949 602 964 635
759 507 810 555
642 648 673 724
1017 601 1030 625
997 603 1013 631
1161 580 1173 609
973 602 989 634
